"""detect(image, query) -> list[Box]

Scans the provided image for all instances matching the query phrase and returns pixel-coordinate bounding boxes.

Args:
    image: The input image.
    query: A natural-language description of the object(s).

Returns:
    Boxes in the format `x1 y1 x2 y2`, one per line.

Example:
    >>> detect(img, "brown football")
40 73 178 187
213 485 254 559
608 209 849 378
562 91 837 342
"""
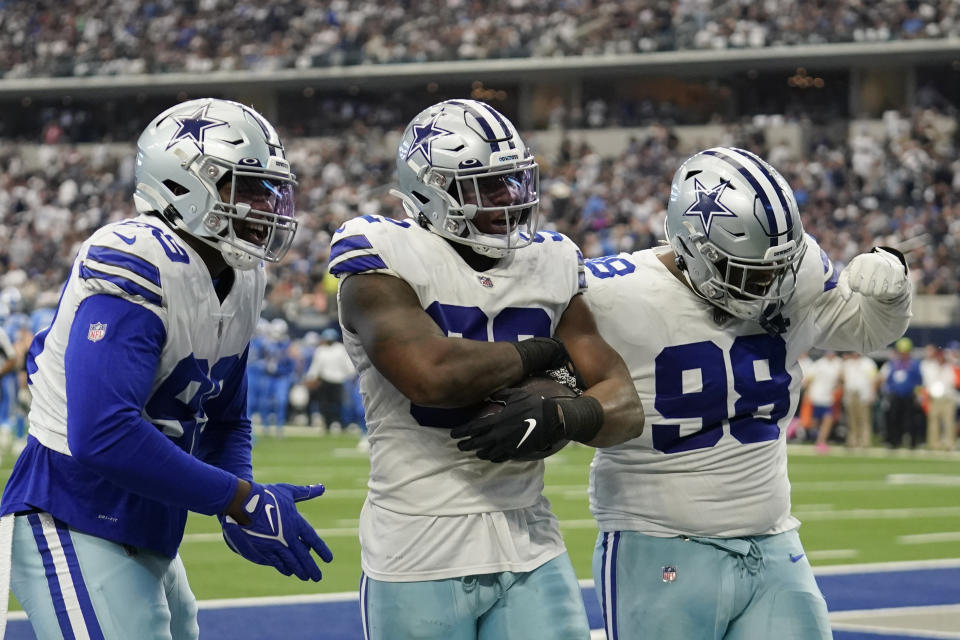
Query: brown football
478 374 578 461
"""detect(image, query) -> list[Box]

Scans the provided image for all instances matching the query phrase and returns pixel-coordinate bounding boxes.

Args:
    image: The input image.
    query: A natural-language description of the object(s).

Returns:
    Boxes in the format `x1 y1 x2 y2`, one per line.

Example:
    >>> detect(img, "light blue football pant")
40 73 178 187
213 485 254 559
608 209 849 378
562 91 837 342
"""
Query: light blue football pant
593 529 831 640
360 552 590 639
11 513 199 640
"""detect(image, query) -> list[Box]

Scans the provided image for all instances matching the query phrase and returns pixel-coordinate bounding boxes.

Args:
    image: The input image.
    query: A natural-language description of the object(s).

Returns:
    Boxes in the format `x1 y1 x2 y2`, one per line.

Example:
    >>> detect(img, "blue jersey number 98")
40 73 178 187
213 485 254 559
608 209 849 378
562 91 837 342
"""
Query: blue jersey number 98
652 334 791 453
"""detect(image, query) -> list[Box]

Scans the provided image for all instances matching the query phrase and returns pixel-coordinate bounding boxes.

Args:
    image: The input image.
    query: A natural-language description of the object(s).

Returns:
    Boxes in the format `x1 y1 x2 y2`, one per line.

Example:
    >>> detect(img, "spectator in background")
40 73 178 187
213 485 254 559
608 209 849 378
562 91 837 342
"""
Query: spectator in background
841 351 879 448
0 321 27 462
920 345 958 451
880 337 925 448
805 351 843 453
259 318 297 437
302 327 356 434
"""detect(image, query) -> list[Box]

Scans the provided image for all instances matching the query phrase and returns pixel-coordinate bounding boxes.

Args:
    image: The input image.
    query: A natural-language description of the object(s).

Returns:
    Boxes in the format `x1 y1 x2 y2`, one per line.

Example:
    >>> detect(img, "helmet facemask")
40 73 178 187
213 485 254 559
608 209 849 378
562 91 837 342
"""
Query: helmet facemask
435 159 539 257
202 161 297 270
680 226 807 323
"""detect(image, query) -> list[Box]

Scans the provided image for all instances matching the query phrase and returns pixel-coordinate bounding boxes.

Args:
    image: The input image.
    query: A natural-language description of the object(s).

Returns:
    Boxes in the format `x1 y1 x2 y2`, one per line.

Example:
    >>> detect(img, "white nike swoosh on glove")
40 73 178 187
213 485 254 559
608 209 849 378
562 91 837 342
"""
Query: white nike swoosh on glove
265 503 276 533
517 419 537 448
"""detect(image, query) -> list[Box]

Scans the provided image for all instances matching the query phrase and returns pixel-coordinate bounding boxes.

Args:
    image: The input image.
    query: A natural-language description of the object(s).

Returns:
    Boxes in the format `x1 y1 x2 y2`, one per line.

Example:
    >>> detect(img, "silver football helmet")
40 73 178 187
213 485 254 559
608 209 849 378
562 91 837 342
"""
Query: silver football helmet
133 98 297 270
391 99 540 258
665 146 806 332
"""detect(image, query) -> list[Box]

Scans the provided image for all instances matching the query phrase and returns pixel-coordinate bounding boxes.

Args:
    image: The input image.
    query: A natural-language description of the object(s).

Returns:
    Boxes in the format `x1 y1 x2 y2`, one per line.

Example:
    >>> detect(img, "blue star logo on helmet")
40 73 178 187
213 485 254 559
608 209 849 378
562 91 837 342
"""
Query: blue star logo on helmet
683 178 737 235
405 117 454 164
165 103 228 153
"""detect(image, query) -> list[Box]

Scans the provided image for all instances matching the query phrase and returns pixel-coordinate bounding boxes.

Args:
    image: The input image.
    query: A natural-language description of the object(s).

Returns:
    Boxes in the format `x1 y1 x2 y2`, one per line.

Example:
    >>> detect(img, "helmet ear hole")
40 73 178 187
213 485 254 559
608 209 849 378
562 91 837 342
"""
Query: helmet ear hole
163 180 189 196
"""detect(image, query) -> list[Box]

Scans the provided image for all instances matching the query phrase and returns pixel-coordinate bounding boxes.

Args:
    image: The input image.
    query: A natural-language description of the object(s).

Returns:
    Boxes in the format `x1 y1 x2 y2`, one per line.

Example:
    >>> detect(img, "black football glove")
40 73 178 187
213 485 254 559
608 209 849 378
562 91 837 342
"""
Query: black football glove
451 388 564 463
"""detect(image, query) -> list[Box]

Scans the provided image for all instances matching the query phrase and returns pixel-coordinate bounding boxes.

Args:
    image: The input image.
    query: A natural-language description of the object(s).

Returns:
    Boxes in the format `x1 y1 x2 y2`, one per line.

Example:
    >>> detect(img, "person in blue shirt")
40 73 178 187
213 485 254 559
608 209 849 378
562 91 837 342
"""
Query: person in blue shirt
0 98 333 640
881 337 924 448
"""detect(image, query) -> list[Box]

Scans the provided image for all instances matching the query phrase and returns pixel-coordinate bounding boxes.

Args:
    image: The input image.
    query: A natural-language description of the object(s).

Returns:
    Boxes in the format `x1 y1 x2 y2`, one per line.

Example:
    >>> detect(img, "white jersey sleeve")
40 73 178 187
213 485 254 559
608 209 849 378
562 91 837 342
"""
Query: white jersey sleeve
584 236 911 538
791 236 912 354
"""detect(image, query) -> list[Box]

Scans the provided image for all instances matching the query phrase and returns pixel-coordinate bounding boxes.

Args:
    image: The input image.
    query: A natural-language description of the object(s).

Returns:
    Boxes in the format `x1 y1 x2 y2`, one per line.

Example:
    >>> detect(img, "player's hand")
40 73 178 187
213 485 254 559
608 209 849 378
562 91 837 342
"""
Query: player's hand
837 247 909 303
451 388 564 463
219 482 333 581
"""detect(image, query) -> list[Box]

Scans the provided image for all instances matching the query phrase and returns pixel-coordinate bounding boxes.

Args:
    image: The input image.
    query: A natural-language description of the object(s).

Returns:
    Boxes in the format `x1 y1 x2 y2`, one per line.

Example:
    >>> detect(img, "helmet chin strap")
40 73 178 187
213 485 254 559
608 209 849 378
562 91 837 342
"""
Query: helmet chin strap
470 243 507 259
221 242 260 270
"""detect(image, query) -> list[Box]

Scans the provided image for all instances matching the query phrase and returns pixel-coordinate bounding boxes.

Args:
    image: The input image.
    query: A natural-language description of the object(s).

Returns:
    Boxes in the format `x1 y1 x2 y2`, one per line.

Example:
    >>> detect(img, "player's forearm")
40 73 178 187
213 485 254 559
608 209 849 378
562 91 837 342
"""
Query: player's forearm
198 421 253 480
818 288 913 354
70 412 242 515
580 378 645 447
383 337 526 407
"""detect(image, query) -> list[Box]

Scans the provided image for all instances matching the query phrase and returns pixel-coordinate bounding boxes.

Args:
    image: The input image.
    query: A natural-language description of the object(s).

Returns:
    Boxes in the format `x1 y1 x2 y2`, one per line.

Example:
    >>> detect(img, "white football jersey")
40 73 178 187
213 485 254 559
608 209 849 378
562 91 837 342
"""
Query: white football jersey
585 236 911 537
28 214 264 454
329 215 584 580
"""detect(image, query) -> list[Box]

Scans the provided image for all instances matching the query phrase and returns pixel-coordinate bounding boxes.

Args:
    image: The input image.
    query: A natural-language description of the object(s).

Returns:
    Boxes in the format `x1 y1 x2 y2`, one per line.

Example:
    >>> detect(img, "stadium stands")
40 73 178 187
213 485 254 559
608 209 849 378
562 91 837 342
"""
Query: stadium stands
2 1 960 78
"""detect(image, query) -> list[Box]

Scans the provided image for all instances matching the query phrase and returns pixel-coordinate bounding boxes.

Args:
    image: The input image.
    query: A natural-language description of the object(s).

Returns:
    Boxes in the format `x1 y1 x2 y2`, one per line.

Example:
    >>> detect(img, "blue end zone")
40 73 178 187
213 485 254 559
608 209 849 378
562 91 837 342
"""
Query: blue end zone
818 567 960 611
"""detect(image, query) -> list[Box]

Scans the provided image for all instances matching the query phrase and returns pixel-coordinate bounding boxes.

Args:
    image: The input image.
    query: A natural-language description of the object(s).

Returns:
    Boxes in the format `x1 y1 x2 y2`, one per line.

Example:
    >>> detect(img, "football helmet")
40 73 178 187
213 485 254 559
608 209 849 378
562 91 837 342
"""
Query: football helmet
391 99 540 258
664 146 806 332
133 98 298 270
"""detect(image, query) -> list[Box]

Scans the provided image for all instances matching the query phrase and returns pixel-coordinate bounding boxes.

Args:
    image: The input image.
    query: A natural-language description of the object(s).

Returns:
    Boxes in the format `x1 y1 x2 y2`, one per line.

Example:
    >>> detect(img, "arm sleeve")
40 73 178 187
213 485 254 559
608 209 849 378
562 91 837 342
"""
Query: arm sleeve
807 245 913 353
196 346 254 481
65 294 238 515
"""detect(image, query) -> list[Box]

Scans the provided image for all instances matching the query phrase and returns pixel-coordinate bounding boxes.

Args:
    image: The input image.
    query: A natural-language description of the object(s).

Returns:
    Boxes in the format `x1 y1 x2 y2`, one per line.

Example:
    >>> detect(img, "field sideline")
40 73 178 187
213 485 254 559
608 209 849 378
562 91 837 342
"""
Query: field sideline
3 431 960 611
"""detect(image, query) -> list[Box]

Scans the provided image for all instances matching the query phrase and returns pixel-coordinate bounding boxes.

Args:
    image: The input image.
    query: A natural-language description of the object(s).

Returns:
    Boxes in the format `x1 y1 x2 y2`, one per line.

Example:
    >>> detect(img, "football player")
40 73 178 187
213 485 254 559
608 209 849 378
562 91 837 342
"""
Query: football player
584 146 912 639
0 98 332 640
329 99 643 639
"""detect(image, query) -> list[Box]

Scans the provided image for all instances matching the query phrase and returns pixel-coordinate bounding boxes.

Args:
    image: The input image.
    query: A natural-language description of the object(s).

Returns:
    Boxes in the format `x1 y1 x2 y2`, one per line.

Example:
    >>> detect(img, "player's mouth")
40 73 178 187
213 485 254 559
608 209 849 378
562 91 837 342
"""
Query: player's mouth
485 214 513 234
236 216 269 246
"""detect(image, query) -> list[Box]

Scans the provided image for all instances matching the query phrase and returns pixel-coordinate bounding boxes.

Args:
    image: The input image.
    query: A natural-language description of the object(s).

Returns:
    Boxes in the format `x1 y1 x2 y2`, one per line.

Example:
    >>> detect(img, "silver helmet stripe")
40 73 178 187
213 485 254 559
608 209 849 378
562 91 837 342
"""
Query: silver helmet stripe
702 147 791 246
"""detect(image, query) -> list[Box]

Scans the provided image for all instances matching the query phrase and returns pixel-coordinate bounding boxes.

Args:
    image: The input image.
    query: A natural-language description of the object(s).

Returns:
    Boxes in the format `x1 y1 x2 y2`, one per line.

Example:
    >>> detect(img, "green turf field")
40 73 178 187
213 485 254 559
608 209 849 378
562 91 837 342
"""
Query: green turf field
3 433 960 610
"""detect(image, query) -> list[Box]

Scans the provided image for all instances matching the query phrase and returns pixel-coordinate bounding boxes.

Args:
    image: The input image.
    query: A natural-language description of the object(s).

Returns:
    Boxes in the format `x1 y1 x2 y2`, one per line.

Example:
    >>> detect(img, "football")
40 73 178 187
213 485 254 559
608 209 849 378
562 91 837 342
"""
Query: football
478 374 579 461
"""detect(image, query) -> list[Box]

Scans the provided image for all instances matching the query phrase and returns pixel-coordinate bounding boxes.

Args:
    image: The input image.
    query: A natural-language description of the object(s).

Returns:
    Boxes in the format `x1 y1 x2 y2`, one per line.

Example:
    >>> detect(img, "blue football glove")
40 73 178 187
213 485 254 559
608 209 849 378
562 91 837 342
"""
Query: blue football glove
219 482 333 582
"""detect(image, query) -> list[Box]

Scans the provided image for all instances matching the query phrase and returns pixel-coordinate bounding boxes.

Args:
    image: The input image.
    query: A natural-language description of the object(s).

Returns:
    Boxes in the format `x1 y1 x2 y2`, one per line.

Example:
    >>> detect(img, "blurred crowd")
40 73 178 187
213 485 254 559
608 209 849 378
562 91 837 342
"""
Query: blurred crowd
2 103 958 336
793 338 959 452
2 0 958 78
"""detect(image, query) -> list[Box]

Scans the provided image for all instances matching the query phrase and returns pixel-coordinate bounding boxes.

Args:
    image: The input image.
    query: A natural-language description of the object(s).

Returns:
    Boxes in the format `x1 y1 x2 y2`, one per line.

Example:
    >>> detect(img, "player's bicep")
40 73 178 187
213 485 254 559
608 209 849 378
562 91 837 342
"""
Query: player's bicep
554 295 622 385
555 294 643 444
339 273 447 383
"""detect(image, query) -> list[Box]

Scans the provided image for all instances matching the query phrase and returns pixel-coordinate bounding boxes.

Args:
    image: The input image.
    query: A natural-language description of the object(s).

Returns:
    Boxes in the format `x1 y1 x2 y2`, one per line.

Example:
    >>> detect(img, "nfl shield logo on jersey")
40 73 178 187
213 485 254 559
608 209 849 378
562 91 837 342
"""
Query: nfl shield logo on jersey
478 275 494 288
662 566 678 583
87 322 108 342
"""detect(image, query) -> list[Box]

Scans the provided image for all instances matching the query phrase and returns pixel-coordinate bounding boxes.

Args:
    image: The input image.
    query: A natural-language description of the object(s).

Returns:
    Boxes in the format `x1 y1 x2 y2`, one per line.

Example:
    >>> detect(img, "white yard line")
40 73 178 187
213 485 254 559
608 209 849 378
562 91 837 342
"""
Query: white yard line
899 532 960 544
807 549 859 560
887 474 960 486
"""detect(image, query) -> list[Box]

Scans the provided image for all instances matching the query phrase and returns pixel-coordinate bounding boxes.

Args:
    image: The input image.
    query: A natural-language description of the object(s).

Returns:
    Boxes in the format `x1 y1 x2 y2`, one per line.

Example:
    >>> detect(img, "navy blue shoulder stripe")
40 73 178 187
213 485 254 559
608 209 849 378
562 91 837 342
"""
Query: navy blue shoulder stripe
87 245 161 288
329 255 389 276
329 234 374 263
820 247 839 292
79 264 163 306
